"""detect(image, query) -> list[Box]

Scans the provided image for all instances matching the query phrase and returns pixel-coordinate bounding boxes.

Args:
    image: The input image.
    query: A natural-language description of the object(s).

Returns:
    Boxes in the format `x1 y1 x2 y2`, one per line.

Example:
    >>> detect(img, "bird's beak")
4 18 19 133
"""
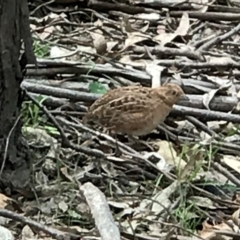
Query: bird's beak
180 95 189 101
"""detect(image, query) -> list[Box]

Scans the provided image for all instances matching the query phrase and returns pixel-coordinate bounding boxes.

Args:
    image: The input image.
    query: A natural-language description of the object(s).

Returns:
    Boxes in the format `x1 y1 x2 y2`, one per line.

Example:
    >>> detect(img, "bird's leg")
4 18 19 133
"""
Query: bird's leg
113 132 122 157
127 135 140 144
127 134 154 151
106 130 121 156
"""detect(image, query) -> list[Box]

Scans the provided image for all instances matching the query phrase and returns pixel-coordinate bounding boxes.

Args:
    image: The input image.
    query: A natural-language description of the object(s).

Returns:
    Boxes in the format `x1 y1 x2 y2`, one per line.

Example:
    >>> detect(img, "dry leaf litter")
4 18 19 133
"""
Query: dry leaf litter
5 0 240 240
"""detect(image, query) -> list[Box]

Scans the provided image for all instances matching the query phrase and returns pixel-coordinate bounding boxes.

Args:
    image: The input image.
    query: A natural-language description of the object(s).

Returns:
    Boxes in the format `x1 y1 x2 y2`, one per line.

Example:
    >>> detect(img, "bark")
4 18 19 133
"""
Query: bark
0 0 35 193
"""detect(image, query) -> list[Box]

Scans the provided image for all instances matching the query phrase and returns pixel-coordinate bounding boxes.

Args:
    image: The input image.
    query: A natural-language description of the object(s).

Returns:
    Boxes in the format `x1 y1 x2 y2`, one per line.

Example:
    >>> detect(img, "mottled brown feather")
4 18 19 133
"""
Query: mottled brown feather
83 83 185 136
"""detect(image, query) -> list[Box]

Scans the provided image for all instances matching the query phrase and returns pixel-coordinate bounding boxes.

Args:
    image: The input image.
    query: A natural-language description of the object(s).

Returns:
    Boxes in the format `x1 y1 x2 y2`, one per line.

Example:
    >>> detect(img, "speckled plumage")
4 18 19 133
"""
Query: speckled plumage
83 83 186 136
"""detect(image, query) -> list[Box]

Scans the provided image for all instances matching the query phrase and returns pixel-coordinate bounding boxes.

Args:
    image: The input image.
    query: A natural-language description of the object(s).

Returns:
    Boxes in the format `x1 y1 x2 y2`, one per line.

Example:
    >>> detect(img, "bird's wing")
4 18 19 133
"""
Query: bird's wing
95 94 152 127
88 86 141 112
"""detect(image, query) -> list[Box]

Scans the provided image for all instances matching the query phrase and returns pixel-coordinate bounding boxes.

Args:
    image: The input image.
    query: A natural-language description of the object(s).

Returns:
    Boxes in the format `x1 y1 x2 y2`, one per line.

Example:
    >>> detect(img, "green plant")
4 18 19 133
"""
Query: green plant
177 143 219 182
22 95 59 135
22 95 47 126
174 201 202 232
89 81 108 94
33 40 50 58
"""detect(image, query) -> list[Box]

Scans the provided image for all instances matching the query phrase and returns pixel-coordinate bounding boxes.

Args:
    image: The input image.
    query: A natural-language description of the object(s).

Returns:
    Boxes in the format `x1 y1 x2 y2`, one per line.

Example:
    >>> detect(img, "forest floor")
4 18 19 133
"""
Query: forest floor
6 0 240 239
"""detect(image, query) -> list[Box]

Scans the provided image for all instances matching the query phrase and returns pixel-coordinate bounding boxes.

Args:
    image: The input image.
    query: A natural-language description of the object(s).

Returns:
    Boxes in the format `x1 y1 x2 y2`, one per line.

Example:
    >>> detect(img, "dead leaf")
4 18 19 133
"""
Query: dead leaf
120 32 150 52
202 80 232 109
0 193 22 225
134 13 160 22
145 61 166 87
208 56 238 72
150 180 178 213
107 41 119 52
153 12 189 46
189 196 215 208
90 32 107 55
175 12 190 36
94 19 103 27
202 75 232 88
202 89 219 110
227 84 238 97
40 26 55 40
50 46 69 60
108 201 130 209
221 155 240 174
121 15 135 33
154 140 187 169
58 200 68 213
23 127 60 160
156 25 166 35
22 225 35 240
200 220 231 239
0 194 12 209
138 22 149 33
143 152 172 171
0 226 14 240
119 55 146 67
232 208 240 227
191 0 209 12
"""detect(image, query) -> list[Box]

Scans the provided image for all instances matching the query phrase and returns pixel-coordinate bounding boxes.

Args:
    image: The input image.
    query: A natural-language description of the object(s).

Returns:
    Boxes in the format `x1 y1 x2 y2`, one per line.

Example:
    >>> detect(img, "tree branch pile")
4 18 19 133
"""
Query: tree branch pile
14 1 240 240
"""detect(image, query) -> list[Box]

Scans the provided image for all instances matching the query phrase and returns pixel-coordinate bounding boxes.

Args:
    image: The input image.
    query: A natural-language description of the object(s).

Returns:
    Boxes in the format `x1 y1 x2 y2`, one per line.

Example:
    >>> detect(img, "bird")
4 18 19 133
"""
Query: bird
83 83 188 138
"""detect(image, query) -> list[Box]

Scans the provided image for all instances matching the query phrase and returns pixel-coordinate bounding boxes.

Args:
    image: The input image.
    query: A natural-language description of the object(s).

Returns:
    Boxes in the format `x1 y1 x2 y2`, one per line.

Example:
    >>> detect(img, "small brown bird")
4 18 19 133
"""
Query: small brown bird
83 83 188 137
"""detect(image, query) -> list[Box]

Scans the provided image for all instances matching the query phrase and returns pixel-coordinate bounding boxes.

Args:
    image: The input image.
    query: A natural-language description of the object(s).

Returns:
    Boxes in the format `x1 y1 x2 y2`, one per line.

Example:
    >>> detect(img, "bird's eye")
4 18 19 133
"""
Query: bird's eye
172 90 177 95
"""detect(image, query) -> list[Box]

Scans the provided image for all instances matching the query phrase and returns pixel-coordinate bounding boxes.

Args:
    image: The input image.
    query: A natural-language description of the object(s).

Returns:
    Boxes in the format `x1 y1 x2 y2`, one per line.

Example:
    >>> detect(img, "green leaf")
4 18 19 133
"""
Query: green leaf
33 41 50 58
89 82 107 94
44 125 60 135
